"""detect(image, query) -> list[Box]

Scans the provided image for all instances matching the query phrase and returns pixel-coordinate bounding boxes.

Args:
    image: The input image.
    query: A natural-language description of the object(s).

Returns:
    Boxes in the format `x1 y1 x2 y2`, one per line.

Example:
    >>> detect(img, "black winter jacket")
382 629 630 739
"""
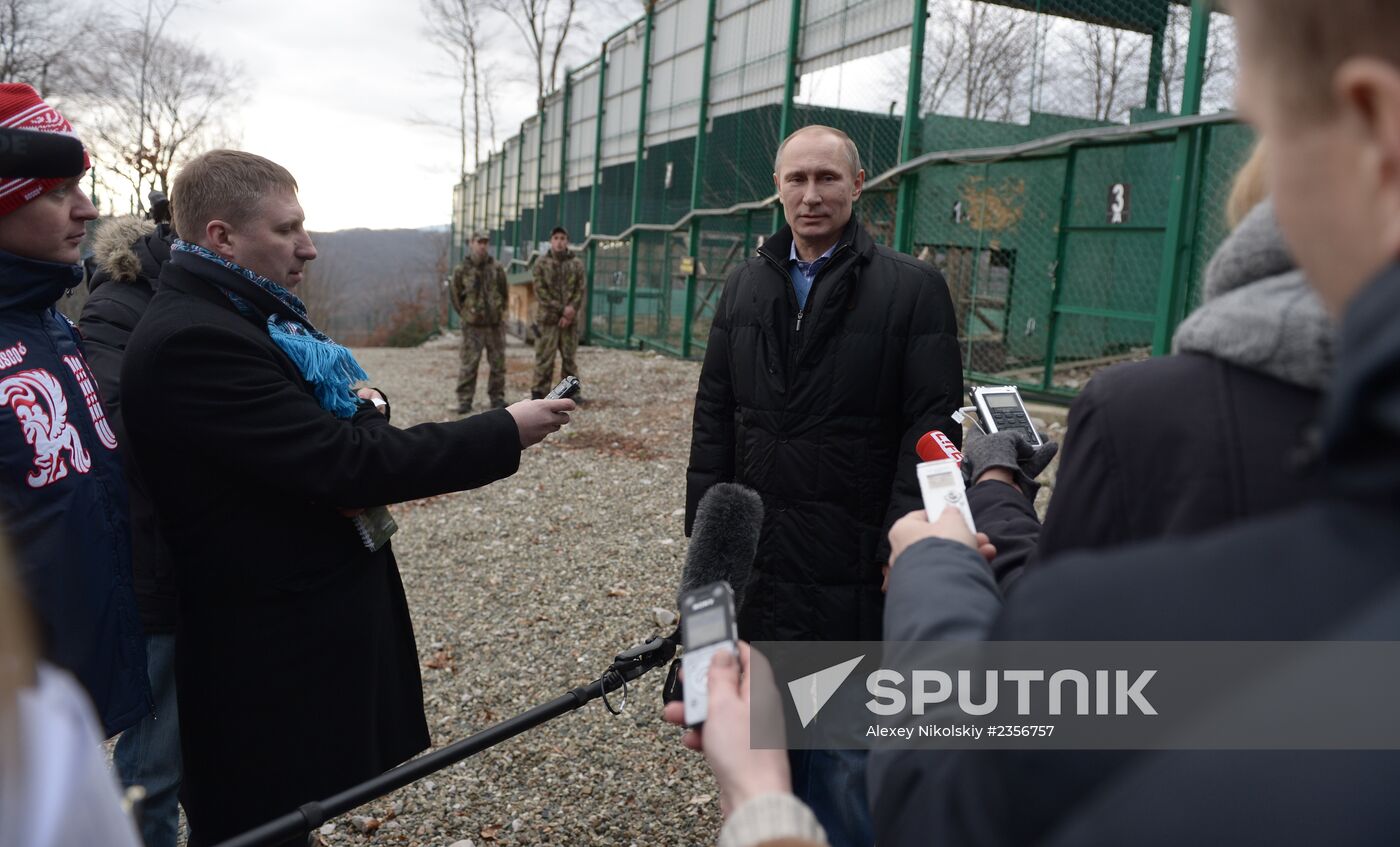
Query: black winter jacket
686 219 962 642
121 252 524 844
78 218 175 632
1045 352 1323 557
980 352 1325 588
870 264 1400 847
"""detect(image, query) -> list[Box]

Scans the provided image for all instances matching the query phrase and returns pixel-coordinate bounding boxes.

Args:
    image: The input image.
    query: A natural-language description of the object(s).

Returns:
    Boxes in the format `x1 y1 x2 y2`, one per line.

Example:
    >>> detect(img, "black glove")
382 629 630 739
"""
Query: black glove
960 429 1059 500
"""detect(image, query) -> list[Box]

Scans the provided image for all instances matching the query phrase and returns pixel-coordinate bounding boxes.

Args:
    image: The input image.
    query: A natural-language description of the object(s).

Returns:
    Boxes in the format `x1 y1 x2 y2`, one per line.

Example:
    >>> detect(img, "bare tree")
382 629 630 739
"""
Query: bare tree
0 0 94 96
422 0 496 178
886 0 1035 123
1157 4 1237 114
955 1 1032 121
76 1 243 215
489 0 581 107
1064 21 1148 122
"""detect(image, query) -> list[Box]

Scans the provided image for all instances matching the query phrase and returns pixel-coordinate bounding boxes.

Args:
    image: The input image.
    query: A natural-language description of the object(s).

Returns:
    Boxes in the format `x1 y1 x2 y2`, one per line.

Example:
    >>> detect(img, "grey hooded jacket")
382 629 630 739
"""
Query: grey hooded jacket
1173 199 1332 390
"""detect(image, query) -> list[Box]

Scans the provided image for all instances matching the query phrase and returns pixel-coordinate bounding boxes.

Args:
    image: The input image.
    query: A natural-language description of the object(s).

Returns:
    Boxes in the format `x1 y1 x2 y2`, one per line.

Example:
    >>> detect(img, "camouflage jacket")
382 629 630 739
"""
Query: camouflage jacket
451 254 508 326
531 250 585 325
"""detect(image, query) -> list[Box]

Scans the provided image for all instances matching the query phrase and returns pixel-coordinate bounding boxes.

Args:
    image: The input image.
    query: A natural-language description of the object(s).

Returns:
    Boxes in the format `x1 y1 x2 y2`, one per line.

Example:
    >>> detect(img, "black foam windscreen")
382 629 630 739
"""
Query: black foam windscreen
0 128 85 179
679 483 763 612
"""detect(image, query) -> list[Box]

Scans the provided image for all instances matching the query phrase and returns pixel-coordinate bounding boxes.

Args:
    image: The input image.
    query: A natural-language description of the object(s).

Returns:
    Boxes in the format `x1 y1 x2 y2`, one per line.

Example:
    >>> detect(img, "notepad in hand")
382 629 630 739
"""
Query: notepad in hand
349 505 398 552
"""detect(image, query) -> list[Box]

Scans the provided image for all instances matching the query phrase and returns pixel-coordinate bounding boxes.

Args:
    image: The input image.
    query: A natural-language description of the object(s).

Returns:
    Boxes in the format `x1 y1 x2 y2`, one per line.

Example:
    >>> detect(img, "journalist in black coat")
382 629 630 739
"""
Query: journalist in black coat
119 151 573 845
686 127 962 644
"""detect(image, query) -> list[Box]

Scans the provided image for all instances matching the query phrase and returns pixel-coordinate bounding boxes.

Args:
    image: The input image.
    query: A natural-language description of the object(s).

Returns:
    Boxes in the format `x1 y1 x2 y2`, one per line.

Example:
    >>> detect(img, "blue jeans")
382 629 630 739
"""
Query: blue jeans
788 748 874 847
115 633 182 847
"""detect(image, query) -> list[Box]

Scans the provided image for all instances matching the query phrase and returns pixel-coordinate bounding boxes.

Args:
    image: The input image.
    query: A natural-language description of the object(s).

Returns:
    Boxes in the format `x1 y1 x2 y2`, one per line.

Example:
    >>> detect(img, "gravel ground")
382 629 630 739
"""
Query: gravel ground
310 335 718 847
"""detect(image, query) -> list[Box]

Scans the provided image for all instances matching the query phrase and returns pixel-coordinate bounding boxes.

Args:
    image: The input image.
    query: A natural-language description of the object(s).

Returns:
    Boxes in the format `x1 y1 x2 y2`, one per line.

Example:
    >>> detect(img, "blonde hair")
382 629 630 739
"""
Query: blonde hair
1226 141 1270 229
172 150 299 245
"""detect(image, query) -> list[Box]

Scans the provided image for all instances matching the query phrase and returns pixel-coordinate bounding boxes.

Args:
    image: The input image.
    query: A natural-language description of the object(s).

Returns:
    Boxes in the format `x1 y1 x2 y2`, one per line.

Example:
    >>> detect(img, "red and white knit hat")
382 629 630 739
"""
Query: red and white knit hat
0 83 89 218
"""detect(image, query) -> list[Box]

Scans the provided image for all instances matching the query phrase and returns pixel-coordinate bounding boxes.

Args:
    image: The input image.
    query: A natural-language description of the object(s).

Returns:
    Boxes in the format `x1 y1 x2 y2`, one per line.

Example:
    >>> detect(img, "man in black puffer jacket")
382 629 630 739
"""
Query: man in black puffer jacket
79 207 182 847
686 124 962 846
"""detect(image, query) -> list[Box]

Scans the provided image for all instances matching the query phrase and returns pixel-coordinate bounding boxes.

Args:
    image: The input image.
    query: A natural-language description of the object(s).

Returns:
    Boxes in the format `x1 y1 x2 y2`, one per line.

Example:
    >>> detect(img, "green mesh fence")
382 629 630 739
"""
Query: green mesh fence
589 240 632 345
452 0 1250 396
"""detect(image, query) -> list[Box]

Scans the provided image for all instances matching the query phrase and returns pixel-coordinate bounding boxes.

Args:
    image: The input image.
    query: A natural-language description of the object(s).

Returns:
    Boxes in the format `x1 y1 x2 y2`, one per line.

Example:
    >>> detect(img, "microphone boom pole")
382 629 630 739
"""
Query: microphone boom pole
214 633 678 847
218 484 762 847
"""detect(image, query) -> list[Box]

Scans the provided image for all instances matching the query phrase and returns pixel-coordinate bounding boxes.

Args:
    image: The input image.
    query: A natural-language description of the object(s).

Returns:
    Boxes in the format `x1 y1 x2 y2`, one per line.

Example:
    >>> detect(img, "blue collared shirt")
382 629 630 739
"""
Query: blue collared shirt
788 241 837 310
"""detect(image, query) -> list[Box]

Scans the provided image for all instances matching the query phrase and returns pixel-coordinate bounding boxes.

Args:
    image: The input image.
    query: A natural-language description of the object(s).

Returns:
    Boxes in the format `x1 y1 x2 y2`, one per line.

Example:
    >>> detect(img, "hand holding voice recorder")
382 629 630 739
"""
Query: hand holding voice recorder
679 581 739 727
969 385 1042 447
545 375 581 400
916 459 977 533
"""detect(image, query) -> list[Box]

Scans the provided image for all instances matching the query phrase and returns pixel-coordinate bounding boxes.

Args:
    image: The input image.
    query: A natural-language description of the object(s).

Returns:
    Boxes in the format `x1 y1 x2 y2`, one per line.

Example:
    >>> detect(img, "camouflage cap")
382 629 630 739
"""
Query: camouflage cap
471 230 490 242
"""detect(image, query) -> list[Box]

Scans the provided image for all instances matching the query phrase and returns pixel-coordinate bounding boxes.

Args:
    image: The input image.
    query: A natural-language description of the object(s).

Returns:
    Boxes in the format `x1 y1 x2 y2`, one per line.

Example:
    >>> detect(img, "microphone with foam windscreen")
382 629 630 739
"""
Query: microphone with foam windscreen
677 482 764 611
0 127 85 179
663 484 764 710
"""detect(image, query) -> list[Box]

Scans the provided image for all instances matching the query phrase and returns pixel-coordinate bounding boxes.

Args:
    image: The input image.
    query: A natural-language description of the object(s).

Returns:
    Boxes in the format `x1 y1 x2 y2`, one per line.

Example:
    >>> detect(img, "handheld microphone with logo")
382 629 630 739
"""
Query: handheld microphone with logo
914 430 976 532
668 484 763 721
0 127 85 179
916 429 963 466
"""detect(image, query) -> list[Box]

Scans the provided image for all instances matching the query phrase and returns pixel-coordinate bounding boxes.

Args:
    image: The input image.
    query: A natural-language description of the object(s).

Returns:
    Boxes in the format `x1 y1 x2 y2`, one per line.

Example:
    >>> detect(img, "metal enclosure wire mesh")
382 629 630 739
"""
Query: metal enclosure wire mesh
448 0 1249 397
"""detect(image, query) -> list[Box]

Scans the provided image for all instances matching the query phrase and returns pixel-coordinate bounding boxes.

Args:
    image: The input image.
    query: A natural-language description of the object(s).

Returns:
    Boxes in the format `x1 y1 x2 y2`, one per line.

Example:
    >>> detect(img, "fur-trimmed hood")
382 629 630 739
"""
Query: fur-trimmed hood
91 215 157 285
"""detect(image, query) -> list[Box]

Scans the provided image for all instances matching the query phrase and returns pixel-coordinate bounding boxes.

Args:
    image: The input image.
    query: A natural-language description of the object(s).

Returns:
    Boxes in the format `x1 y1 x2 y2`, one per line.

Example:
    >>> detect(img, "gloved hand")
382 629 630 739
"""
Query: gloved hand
960 429 1059 500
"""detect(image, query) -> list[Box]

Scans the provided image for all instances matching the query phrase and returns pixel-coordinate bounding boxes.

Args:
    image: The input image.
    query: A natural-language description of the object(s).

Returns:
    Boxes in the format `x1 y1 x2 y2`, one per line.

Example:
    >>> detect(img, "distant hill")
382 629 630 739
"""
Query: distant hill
298 228 451 344
57 225 451 346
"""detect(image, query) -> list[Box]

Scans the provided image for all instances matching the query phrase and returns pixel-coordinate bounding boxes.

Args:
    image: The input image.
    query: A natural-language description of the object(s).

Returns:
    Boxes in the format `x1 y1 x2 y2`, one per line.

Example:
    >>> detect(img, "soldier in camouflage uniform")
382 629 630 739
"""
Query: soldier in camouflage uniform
531 226 586 399
451 231 509 414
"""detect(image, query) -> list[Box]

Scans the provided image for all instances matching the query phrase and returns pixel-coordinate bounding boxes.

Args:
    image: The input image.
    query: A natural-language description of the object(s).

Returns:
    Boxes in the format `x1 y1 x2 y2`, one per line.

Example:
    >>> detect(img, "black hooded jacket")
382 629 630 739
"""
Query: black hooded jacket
78 218 175 632
686 218 963 642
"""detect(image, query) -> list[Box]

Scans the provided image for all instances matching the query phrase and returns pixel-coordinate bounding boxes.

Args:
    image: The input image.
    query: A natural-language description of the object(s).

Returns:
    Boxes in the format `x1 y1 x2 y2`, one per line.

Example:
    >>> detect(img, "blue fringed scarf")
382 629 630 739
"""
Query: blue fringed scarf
172 239 368 418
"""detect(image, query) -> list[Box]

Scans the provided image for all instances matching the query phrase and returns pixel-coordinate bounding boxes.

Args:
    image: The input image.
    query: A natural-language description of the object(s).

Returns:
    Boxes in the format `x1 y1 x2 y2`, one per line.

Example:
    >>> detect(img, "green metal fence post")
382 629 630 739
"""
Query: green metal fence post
585 44 610 345
448 182 460 331
625 2 656 346
682 0 719 358
450 184 459 269
772 0 804 233
495 151 507 262
1042 148 1080 391
533 104 548 256
1151 0 1211 355
1146 21 1166 113
892 0 928 254
558 72 573 236
513 123 528 263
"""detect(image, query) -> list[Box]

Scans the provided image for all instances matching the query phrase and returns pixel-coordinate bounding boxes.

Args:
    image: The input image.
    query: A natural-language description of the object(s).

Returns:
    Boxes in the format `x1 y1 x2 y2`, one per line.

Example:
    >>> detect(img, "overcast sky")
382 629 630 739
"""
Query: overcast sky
153 0 887 233
160 0 543 233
